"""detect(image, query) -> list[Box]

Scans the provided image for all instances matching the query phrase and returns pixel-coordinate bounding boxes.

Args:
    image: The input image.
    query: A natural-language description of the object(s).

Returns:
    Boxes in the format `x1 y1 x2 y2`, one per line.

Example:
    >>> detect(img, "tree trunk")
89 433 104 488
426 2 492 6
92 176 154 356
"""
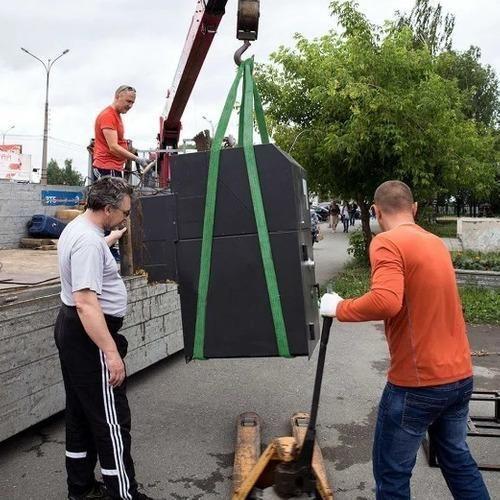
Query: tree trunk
358 198 373 255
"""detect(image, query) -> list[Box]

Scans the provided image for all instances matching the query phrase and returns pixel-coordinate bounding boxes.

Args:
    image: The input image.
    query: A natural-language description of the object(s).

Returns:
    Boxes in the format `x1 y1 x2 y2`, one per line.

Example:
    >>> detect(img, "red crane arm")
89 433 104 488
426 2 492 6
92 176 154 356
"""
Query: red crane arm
159 0 229 150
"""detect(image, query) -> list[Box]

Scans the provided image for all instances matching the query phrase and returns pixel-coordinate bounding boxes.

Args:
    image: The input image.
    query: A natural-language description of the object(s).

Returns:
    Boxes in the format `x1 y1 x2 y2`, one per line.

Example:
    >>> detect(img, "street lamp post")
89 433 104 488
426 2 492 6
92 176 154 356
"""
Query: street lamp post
21 47 69 185
202 115 215 138
1 125 15 145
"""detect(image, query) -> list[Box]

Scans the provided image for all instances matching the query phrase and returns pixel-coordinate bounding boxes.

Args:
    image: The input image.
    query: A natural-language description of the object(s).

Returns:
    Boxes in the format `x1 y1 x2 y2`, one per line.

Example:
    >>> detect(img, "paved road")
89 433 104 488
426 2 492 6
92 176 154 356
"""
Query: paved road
0 222 498 499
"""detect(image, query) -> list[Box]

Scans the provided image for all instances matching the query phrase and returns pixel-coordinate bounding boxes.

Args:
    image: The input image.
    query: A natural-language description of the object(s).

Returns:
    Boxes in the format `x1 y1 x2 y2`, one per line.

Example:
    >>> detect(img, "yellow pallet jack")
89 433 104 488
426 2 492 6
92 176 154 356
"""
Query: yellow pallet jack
232 317 334 499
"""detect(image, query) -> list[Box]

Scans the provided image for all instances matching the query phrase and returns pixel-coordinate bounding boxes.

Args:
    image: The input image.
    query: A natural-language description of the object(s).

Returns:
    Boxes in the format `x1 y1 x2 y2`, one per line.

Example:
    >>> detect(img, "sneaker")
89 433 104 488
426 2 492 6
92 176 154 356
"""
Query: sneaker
134 493 158 500
68 481 111 500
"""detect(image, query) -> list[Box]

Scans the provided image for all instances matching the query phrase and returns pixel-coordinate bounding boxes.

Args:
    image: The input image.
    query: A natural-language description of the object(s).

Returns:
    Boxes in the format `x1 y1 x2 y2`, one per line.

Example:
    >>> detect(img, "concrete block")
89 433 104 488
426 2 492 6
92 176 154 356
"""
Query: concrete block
458 218 500 251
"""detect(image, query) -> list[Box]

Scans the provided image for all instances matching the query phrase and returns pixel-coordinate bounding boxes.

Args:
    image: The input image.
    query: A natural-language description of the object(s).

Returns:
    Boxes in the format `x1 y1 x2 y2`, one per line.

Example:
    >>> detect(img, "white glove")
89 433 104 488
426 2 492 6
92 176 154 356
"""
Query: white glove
320 292 344 317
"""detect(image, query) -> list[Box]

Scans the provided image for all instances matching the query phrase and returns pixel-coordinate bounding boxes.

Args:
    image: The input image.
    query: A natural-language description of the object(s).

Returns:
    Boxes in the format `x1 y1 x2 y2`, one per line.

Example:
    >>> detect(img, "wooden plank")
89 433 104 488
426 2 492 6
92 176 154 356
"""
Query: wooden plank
0 326 56 374
0 354 62 407
0 381 65 443
0 272 59 285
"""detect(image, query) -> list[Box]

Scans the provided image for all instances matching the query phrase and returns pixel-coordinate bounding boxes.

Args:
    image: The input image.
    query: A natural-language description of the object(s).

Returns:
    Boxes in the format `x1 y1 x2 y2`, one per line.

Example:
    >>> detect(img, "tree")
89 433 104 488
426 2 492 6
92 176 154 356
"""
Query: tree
255 0 498 250
395 0 455 55
47 158 84 186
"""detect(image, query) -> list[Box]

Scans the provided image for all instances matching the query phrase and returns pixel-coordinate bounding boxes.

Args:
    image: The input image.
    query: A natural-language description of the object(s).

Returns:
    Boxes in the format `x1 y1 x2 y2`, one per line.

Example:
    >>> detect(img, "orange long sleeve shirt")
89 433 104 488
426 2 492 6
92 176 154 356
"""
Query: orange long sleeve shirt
337 224 472 387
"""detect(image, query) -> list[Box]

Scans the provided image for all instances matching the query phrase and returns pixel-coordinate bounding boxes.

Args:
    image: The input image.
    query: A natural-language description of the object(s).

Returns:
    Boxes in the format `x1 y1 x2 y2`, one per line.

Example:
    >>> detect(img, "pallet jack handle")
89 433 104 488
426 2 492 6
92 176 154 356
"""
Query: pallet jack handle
274 315 334 497
301 315 333 463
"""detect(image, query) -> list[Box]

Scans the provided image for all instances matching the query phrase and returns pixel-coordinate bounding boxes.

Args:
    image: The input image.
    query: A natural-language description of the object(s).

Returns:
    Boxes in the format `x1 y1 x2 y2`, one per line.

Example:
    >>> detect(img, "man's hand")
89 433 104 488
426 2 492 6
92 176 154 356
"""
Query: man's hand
320 292 344 317
135 157 149 170
104 351 126 387
105 227 127 247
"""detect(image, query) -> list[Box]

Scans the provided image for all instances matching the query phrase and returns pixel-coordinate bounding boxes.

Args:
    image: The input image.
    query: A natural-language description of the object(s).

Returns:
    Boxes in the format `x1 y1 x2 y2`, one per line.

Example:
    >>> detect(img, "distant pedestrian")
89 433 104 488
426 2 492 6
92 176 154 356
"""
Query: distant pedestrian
349 202 357 226
341 202 350 233
330 202 340 232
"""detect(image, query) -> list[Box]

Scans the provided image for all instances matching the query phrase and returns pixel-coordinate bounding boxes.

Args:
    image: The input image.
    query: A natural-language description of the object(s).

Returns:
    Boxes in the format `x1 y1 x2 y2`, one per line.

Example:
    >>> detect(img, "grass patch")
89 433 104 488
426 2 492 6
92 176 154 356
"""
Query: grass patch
420 220 457 238
323 261 371 298
459 286 500 324
324 263 500 324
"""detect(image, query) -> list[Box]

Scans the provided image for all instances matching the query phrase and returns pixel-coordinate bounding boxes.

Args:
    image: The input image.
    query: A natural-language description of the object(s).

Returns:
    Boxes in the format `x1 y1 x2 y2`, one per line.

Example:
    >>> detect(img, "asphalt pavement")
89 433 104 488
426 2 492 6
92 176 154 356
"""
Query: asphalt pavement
0 221 498 499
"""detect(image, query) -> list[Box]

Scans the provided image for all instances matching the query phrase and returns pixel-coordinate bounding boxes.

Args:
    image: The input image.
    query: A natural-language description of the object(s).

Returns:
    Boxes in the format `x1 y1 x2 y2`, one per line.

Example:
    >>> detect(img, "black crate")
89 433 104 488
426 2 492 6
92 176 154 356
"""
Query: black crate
171 144 319 360
170 143 311 240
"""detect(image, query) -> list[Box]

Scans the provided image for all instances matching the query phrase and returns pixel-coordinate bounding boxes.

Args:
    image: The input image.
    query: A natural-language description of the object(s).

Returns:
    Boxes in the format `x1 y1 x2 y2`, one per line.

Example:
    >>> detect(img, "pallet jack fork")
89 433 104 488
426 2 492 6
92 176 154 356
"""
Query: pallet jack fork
232 317 334 499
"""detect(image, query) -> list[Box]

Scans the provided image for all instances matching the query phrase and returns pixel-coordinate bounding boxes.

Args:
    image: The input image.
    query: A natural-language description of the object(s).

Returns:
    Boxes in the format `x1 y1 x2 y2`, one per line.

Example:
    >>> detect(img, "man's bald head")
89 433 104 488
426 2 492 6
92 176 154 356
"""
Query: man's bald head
374 181 414 215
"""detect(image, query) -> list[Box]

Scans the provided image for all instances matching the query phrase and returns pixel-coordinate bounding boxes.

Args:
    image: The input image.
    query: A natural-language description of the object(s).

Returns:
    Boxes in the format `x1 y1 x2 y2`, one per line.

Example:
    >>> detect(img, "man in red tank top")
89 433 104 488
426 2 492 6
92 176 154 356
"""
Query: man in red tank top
320 181 489 499
93 85 148 180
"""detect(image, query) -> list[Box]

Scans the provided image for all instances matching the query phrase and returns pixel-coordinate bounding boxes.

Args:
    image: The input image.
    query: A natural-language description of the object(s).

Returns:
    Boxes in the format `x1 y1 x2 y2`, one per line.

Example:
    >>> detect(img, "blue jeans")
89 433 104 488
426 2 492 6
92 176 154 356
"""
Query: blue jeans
373 377 490 499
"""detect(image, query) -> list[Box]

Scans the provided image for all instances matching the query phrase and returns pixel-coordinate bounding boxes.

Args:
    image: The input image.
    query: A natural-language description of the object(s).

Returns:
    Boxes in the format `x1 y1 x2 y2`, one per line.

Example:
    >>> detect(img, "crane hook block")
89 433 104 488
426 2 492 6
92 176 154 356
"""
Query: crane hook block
237 0 260 42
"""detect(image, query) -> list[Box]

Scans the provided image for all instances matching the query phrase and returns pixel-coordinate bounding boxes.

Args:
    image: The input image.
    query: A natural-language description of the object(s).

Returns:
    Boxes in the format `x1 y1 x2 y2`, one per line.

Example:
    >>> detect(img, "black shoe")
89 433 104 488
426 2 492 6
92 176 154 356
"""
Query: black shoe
68 481 111 499
134 493 160 500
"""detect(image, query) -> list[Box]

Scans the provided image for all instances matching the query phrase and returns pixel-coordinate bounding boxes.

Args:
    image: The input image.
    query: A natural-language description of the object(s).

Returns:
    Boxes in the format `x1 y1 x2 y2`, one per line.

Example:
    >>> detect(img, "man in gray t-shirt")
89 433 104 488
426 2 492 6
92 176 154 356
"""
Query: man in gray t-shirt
54 176 155 500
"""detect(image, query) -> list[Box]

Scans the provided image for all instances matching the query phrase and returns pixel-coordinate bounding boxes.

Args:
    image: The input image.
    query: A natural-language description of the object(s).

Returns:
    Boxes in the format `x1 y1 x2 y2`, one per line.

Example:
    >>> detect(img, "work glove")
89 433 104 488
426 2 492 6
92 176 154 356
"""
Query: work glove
135 157 150 170
320 292 344 317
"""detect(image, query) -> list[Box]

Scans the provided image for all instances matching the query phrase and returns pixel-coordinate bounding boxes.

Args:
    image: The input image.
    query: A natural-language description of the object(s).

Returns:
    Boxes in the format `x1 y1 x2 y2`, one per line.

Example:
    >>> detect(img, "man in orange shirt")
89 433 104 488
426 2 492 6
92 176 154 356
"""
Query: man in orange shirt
93 85 148 180
320 181 489 499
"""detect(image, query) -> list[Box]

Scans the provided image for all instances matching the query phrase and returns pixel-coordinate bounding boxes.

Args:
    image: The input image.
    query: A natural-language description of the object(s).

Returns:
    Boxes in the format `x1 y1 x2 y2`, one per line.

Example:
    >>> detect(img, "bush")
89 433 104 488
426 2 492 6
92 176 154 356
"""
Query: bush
347 231 369 265
452 251 500 272
420 220 457 238
323 261 371 298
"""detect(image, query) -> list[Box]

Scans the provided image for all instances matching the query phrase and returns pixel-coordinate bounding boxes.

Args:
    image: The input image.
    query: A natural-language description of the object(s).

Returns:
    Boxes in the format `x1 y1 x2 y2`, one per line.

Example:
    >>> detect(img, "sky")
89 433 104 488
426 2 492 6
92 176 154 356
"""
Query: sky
1 0 499 180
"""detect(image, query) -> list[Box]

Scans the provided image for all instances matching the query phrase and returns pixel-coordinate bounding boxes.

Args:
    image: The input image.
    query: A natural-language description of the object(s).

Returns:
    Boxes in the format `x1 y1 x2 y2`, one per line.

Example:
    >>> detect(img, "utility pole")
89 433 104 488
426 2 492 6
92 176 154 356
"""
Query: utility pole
21 47 69 185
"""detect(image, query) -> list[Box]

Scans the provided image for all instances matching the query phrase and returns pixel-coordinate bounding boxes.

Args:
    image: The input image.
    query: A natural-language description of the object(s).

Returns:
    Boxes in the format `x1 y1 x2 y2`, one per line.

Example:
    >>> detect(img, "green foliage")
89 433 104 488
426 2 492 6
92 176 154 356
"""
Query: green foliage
459 286 500 324
395 0 455 55
420 220 457 237
255 0 499 260
324 261 499 324
324 261 371 298
452 251 500 272
347 230 369 264
47 158 84 186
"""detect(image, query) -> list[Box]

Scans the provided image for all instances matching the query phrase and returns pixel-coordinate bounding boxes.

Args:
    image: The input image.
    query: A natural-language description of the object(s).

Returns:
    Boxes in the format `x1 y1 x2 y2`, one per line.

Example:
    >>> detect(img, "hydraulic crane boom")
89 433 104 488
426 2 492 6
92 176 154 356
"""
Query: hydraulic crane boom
158 0 229 185
157 0 260 186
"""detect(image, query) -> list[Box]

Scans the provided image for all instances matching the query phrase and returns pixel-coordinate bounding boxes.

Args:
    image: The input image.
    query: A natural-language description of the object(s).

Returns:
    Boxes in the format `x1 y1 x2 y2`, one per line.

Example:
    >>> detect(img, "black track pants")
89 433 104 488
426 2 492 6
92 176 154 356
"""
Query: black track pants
54 304 138 500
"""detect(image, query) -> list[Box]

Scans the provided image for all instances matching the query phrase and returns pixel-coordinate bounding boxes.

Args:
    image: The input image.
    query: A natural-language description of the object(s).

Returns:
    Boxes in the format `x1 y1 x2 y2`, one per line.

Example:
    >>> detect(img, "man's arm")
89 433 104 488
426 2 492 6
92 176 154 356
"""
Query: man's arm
73 289 125 387
104 227 127 247
102 128 140 162
337 237 404 322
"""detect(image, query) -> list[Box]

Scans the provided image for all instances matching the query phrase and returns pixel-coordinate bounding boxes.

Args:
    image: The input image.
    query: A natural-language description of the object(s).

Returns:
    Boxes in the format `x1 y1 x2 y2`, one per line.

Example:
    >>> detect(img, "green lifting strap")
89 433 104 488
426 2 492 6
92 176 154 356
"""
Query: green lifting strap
193 58 291 359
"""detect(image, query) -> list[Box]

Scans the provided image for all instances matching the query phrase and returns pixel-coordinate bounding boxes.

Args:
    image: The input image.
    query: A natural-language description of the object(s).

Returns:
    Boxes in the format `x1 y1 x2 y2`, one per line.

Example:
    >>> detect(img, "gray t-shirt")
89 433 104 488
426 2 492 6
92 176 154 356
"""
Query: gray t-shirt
58 214 127 317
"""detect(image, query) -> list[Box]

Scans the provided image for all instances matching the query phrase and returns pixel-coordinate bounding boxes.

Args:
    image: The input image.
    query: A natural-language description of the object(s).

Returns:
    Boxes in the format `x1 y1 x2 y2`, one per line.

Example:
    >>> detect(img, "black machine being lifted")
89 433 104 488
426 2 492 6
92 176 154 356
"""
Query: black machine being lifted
132 1 335 497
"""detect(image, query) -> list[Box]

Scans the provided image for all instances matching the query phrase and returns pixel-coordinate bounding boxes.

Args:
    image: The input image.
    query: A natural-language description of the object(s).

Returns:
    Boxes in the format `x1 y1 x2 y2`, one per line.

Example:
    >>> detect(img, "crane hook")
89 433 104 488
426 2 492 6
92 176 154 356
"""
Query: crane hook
234 40 251 66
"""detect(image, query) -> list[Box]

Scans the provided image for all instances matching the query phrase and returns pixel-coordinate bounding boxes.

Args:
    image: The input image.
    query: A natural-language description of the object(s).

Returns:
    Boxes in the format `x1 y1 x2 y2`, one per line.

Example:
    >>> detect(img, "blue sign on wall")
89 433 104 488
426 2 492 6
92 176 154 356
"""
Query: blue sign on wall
41 190 84 206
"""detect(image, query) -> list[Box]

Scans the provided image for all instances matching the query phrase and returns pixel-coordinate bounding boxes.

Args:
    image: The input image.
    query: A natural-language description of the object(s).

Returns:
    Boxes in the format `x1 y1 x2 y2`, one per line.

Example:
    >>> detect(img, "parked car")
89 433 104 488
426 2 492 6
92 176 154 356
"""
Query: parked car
310 210 320 245
311 205 330 222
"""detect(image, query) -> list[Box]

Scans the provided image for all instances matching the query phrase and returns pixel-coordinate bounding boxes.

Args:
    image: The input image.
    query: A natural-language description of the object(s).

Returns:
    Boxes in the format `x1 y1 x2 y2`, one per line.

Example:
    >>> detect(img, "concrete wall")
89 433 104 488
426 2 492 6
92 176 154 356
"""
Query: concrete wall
455 269 500 289
0 276 183 442
0 182 84 249
457 217 500 251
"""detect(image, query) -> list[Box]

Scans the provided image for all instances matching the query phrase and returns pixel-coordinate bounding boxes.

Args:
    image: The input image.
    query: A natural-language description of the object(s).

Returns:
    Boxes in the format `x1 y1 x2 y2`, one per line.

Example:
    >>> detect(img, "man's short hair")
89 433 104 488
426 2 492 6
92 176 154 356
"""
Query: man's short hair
115 85 136 97
87 176 133 211
374 180 414 214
